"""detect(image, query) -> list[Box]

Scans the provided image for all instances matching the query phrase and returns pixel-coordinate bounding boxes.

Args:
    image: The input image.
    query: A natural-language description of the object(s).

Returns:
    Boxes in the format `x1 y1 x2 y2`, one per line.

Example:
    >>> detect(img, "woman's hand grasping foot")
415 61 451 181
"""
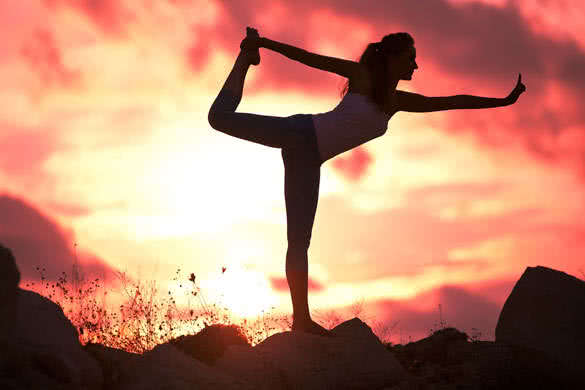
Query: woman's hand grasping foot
240 26 261 66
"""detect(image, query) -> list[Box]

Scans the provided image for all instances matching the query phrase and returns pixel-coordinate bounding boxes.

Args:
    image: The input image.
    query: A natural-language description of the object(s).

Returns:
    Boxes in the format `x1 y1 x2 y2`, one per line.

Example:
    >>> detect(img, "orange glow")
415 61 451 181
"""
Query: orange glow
202 263 277 319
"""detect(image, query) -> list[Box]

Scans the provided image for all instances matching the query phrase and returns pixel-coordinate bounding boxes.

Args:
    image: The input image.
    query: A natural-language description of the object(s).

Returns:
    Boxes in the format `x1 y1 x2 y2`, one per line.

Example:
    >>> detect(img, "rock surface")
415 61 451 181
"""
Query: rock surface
0 244 19 342
3 246 585 389
215 317 406 390
495 266 585 379
9 288 103 389
388 327 583 389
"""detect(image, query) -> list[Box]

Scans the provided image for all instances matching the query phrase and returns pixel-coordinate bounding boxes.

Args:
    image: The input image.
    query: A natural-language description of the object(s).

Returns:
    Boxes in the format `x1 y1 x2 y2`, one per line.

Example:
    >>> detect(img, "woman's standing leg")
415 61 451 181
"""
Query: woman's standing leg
282 120 330 337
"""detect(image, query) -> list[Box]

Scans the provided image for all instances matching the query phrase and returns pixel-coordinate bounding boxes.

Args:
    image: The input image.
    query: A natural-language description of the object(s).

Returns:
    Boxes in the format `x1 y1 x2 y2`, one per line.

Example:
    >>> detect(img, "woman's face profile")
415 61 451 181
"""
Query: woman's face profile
388 45 418 80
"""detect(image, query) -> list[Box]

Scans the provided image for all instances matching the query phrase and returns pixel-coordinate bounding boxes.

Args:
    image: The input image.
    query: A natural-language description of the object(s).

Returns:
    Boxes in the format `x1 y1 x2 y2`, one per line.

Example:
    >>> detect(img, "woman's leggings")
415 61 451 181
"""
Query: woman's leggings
208 88 322 318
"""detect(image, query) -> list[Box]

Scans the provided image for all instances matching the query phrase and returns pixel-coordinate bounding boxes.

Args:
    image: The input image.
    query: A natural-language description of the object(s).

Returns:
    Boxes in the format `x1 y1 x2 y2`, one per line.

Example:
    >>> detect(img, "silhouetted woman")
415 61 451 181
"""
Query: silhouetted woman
208 27 526 337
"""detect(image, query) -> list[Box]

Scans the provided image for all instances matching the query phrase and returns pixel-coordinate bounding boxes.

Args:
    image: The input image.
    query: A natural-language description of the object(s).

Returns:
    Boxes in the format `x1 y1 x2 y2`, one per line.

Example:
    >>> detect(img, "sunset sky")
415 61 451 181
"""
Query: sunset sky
2 0 585 343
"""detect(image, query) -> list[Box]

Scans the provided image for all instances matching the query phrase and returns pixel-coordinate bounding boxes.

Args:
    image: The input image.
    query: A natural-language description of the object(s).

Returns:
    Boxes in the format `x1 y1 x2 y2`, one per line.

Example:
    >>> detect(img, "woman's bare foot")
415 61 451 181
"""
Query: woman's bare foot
240 27 260 66
292 318 333 337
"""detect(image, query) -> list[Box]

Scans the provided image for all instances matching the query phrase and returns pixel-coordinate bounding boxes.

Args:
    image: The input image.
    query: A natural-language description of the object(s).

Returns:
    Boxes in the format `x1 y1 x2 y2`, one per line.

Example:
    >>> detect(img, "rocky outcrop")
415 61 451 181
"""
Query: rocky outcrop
389 327 582 389
0 244 19 341
495 266 585 379
169 323 250 365
214 318 406 390
3 245 585 389
5 289 104 390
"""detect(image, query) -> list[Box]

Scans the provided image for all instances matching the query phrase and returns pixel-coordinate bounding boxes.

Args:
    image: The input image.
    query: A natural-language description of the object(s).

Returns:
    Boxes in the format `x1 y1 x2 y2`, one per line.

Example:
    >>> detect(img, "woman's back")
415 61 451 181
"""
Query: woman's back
311 92 392 163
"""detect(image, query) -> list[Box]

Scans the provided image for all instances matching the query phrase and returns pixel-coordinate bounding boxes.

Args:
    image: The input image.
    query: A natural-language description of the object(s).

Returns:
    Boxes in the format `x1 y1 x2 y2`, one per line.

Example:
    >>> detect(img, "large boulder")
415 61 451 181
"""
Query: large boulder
169 323 250 365
390 327 581 388
0 244 20 341
117 343 253 390
9 288 103 389
495 266 585 379
216 317 406 390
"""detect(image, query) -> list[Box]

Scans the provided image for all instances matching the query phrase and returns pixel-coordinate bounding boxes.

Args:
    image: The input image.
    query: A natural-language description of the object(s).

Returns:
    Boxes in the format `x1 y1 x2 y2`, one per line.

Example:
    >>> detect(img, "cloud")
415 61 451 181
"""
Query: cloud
368 282 506 342
43 0 135 37
20 29 81 89
330 147 373 182
0 194 118 283
312 186 549 284
0 124 58 177
206 0 585 174
269 276 325 293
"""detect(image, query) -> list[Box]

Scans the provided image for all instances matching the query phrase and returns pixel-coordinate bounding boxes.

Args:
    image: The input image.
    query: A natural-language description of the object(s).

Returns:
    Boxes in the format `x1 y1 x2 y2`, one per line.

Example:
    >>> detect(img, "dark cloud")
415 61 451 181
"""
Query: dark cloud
368 283 504 342
0 194 118 283
269 276 325 293
20 29 81 89
330 147 373 182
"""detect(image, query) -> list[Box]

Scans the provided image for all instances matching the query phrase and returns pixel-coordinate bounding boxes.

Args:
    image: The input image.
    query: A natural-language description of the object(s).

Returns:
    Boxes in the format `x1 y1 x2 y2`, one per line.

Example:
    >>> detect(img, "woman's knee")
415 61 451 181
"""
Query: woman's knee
287 239 311 256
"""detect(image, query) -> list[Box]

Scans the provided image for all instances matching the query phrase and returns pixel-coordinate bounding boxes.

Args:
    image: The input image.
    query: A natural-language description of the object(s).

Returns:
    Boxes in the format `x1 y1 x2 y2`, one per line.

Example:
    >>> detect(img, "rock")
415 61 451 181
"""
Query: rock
169 323 250 365
495 266 585 380
214 344 283 389
215 317 406 390
390 329 580 388
84 343 141 389
0 244 20 342
392 327 470 367
12 288 103 390
120 343 252 390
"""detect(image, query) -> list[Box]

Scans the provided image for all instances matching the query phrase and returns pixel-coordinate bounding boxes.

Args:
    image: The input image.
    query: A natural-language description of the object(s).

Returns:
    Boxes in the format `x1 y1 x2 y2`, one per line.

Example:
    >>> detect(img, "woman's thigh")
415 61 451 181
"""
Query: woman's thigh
281 114 322 248
211 111 308 149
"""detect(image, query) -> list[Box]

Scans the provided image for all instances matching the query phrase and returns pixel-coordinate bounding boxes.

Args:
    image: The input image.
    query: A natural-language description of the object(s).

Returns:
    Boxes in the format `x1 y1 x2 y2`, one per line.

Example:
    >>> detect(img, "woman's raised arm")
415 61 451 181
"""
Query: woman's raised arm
242 31 364 80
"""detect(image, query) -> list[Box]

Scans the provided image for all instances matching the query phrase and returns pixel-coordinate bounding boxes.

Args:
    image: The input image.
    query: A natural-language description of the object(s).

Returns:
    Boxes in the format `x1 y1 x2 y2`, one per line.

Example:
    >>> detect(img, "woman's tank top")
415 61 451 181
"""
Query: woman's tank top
311 92 391 163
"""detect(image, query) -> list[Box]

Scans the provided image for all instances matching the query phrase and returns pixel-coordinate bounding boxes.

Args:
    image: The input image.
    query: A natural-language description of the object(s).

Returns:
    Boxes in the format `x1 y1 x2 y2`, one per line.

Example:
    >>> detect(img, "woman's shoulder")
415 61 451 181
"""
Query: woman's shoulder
347 66 373 96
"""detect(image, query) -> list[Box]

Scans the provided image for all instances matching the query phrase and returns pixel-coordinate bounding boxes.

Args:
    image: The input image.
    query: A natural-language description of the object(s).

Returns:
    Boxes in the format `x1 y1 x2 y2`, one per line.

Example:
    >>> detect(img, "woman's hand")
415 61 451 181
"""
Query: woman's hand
505 73 526 105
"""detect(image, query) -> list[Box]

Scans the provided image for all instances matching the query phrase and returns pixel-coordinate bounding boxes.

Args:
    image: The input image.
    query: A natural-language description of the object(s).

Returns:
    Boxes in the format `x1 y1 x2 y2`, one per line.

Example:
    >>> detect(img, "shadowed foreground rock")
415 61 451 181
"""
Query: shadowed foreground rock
1 289 103 390
496 266 585 380
3 247 585 389
0 244 20 342
215 318 406 389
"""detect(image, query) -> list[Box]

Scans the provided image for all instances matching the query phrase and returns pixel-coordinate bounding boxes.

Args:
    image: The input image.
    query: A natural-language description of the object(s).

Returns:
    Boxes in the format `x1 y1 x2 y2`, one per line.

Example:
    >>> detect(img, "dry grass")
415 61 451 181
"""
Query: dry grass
24 262 405 353
24 262 483 353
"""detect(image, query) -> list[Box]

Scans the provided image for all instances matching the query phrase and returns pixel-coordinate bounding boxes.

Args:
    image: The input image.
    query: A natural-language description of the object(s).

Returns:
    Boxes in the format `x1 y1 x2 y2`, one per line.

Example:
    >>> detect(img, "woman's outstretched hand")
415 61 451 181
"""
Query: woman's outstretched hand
505 73 526 105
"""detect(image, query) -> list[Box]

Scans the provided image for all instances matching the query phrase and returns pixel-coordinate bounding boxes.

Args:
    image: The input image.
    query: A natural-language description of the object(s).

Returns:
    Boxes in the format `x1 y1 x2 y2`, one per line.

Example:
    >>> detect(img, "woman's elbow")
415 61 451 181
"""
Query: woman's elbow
208 109 221 130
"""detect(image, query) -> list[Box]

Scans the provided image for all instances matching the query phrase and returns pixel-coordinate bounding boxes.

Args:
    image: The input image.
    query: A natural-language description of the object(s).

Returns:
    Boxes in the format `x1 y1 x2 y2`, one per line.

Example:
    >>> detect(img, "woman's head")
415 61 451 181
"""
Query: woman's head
341 32 416 110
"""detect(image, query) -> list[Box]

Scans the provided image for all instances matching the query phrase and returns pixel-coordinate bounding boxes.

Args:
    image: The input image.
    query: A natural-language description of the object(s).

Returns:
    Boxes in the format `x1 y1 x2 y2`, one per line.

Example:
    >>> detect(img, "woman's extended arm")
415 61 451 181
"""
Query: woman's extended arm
248 36 363 80
396 74 527 112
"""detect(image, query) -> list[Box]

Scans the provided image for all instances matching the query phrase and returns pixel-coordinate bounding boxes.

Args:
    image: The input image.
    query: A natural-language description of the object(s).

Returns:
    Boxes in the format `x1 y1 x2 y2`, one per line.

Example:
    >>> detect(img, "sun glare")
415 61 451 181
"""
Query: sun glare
201 263 277 319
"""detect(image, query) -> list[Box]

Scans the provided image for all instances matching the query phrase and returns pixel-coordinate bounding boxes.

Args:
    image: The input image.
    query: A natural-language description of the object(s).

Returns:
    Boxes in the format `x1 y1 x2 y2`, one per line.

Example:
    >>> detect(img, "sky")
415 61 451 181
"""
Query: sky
1 0 585 343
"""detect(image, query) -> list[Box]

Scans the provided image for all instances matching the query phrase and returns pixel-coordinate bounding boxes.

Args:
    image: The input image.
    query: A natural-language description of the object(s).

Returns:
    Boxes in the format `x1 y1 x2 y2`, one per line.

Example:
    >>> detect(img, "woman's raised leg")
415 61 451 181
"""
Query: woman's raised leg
208 50 306 149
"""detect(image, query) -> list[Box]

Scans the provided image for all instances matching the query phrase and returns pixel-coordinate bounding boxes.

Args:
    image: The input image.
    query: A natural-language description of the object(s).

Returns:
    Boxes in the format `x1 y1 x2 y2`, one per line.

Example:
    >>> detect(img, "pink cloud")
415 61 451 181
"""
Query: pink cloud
0 124 58 177
20 29 81 89
368 282 507 342
269 276 325 293
203 0 585 174
43 0 135 37
331 147 373 182
0 194 118 283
